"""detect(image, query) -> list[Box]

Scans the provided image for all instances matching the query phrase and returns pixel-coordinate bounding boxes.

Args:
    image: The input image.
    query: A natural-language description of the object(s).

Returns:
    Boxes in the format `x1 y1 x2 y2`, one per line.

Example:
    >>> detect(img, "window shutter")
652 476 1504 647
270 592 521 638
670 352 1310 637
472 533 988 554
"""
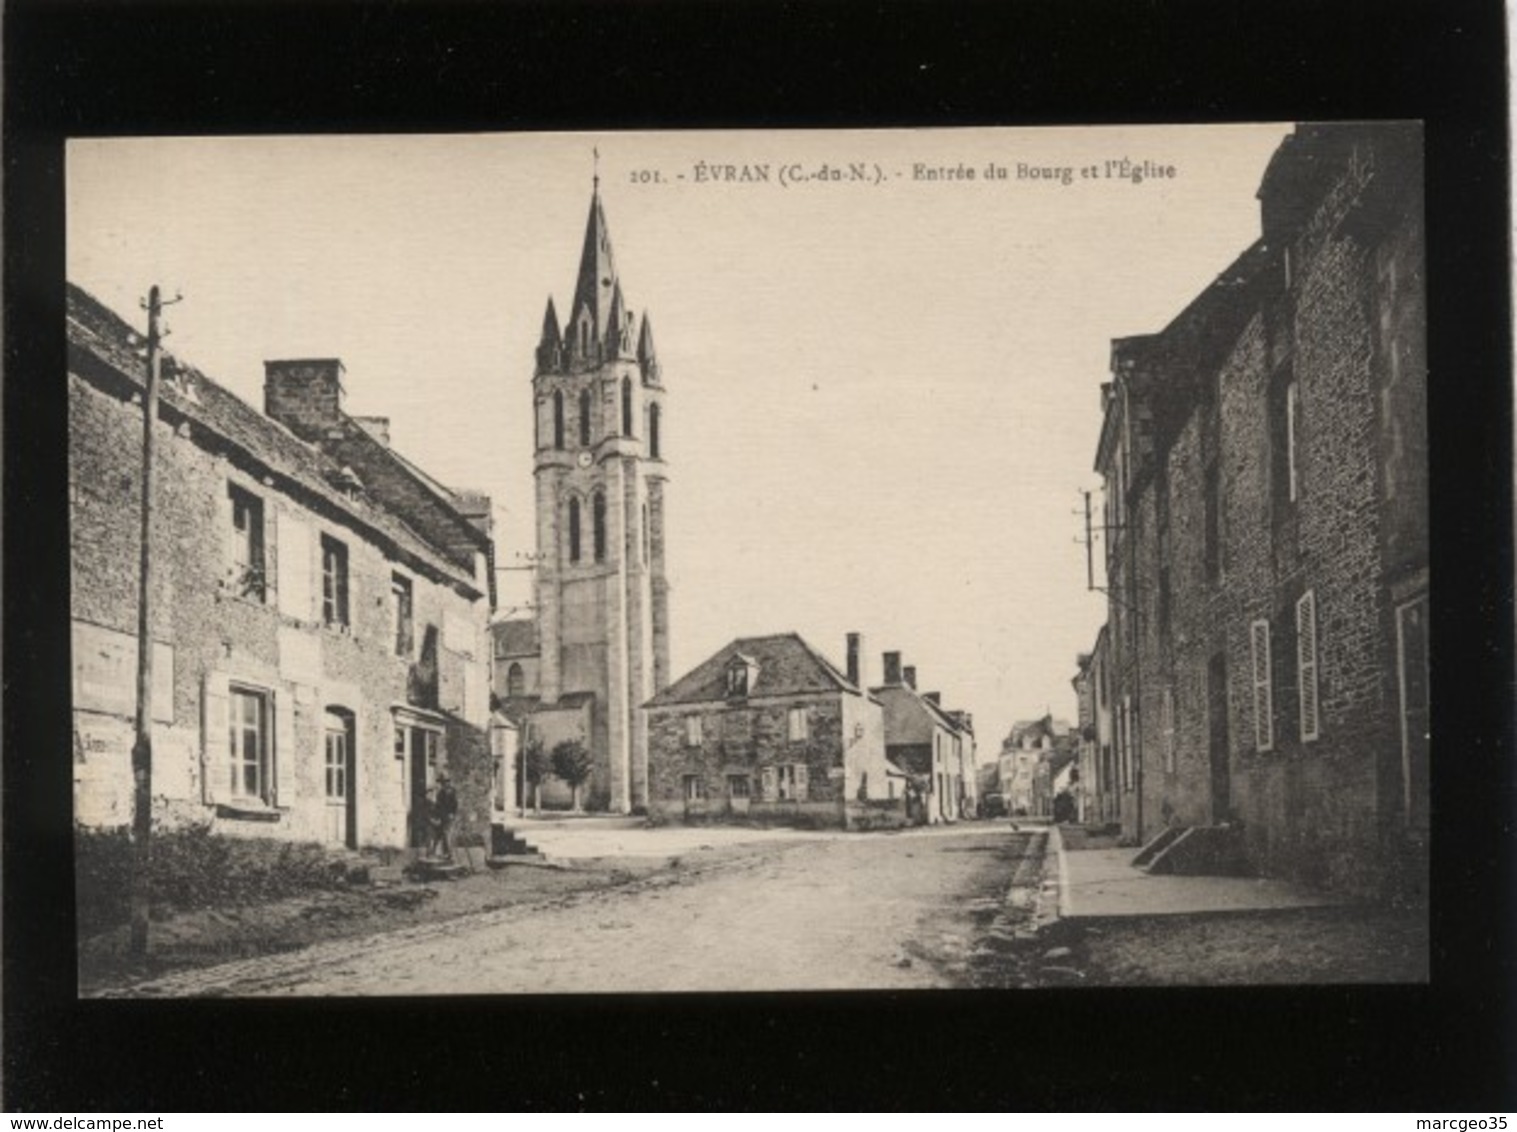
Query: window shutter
1297 591 1320 741
794 763 809 801
1251 619 1274 752
345 552 358 633
277 512 313 620
218 484 236 587
200 671 229 804
271 689 294 807
1286 381 1300 502
760 765 777 802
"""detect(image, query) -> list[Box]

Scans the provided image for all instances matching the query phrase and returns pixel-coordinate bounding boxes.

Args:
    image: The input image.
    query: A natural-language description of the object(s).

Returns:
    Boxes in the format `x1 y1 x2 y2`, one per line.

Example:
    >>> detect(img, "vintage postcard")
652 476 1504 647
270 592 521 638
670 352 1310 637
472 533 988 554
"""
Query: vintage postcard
65 125 1427 996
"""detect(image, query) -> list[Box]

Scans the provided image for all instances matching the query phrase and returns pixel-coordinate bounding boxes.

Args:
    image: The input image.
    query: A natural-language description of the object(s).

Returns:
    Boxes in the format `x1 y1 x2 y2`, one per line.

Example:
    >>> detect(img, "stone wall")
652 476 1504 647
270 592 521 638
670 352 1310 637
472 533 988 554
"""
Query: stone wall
69 369 493 852
1107 125 1425 898
645 695 858 826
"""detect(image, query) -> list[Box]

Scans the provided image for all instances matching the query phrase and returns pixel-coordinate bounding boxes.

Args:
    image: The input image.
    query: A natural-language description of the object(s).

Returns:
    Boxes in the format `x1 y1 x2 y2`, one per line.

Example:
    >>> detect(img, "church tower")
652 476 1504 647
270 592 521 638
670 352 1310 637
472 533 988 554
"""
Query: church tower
530 182 670 813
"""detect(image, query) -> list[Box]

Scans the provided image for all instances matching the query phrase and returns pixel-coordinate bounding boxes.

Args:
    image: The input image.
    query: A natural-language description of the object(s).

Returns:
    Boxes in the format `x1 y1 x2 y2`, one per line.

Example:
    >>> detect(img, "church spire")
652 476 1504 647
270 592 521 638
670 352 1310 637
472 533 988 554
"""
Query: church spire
607 282 631 357
637 312 660 384
571 183 619 353
536 297 562 373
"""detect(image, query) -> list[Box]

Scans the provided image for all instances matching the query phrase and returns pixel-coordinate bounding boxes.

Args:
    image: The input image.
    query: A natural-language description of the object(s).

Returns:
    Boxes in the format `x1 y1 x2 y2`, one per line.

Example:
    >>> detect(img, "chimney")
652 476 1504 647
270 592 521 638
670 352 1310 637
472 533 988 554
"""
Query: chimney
903 665 917 690
354 416 391 447
925 692 942 706
846 632 862 688
264 359 347 442
882 651 902 685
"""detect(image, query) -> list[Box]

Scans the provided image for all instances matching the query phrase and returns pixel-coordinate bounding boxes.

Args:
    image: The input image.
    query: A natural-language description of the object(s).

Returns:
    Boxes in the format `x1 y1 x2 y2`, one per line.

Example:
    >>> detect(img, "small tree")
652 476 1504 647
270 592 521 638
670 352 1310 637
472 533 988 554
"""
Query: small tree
523 738 551 813
551 739 595 813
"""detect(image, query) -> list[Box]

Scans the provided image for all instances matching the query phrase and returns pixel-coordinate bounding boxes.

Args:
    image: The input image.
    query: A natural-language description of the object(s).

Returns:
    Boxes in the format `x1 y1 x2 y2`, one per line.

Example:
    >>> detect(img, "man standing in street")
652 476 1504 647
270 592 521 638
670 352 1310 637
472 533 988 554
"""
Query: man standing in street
430 773 458 861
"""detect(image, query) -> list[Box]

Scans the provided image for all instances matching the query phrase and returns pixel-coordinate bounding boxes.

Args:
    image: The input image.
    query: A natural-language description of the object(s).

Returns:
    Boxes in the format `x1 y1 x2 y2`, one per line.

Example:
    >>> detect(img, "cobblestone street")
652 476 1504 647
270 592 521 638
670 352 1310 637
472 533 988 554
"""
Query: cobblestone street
103 825 1043 997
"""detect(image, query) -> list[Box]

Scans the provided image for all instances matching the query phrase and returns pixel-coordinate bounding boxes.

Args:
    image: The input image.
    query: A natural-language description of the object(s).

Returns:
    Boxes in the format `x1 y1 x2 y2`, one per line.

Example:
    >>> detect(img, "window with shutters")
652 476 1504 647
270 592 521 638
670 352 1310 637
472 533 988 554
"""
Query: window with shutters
787 706 809 743
228 485 267 600
775 763 808 801
321 535 349 628
1297 590 1320 741
1162 686 1177 773
228 685 271 802
1251 619 1274 752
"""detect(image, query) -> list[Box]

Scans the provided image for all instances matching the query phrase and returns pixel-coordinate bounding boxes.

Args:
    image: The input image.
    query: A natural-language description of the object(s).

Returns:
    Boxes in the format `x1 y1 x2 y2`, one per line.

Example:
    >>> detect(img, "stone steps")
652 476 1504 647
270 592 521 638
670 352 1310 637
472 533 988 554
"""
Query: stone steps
1139 824 1249 877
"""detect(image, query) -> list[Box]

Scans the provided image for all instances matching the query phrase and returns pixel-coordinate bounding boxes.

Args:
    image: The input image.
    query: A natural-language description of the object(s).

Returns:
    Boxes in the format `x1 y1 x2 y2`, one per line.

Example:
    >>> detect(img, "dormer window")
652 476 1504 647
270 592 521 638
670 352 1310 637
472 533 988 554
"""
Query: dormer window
725 655 758 698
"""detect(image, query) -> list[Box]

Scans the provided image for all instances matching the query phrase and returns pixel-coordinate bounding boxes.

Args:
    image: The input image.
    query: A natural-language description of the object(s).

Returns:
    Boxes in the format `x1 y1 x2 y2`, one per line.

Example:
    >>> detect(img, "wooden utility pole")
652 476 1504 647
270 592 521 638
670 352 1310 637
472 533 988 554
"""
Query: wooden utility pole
129 284 173 960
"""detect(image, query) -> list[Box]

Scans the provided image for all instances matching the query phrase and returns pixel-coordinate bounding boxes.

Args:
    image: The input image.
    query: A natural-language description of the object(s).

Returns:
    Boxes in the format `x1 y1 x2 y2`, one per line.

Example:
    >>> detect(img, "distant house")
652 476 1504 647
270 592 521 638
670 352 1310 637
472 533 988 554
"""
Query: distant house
643 632 905 828
1000 716 1055 815
944 708 979 815
872 653 969 824
68 284 496 852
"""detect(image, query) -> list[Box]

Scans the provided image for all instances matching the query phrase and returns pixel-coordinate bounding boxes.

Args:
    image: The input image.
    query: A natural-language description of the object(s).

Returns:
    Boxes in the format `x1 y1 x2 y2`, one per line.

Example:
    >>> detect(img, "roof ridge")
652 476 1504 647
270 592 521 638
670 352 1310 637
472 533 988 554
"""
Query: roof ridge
66 283 484 594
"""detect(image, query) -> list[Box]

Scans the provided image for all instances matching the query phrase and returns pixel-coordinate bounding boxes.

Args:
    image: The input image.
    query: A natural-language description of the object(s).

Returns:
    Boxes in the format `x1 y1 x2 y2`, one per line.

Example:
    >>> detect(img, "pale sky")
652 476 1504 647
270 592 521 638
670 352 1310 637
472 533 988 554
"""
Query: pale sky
67 125 1293 760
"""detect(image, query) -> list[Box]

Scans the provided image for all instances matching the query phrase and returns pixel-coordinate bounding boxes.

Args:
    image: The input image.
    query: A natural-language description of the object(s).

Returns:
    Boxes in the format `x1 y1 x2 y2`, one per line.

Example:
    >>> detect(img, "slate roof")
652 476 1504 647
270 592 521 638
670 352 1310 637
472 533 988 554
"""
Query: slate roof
871 681 968 735
645 633 865 708
66 283 485 596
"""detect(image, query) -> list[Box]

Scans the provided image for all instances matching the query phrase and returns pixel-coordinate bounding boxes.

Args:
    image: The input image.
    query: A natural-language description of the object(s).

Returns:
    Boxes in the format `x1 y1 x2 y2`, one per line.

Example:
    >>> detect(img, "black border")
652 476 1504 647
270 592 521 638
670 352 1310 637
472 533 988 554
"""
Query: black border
5 0 1512 1112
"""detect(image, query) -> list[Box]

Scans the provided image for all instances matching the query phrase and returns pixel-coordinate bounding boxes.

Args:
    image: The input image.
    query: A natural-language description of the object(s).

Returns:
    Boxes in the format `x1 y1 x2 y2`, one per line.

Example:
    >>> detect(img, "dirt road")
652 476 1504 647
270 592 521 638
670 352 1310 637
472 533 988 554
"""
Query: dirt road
112 825 1038 997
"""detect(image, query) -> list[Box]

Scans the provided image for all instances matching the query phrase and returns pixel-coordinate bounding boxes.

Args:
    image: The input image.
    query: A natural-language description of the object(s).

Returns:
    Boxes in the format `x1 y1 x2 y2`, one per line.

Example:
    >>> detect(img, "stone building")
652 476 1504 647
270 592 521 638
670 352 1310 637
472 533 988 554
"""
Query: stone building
498 183 670 813
1071 650 1096 822
1073 625 1117 824
68 284 497 851
872 654 970 823
1091 122 1426 898
643 633 905 828
999 716 1055 816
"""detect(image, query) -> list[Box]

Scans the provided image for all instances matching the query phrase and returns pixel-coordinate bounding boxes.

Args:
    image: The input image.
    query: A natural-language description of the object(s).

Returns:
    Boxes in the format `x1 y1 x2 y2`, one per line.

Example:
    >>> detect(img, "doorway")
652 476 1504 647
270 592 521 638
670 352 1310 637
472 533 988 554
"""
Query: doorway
1207 653 1231 823
323 709 357 849
400 724 440 849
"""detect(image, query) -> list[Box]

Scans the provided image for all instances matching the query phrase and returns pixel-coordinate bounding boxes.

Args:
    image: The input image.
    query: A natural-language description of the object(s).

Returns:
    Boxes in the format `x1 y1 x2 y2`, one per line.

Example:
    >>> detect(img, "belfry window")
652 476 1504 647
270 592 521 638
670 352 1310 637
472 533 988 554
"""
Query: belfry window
621 376 633 436
649 402 661 458
568 497 581 563
552 390 565 451
592 491 606 562
579 389 592 447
